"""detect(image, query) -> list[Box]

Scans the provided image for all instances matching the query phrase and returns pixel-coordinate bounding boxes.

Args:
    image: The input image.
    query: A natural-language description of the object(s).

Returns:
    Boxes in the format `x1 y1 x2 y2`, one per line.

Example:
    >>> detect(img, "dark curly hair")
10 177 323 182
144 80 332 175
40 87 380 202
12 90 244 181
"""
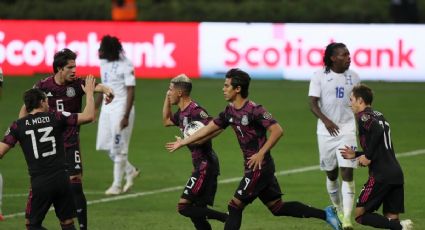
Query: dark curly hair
323 42 346 74
99 35 124 62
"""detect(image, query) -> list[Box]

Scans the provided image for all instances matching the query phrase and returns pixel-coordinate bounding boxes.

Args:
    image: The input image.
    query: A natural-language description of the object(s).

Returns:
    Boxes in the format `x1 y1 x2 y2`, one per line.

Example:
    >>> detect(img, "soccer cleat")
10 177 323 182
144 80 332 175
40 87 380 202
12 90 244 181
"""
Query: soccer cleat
400 219 413 230
123 168 140 193
342 217 353 230
105 185 122 195
325 205 342 230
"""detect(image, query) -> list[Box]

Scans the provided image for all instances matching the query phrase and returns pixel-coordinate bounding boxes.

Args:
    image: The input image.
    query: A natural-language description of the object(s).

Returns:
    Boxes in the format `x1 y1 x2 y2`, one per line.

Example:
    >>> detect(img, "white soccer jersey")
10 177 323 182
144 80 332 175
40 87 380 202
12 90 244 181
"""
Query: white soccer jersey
99 56 136 112
308 68 360 136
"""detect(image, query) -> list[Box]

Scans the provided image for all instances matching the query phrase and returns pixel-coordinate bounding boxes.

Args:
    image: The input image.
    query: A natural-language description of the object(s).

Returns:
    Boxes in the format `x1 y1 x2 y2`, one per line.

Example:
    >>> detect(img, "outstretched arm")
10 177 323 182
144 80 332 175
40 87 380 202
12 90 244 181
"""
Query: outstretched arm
309 96 339 136
166 121 221 152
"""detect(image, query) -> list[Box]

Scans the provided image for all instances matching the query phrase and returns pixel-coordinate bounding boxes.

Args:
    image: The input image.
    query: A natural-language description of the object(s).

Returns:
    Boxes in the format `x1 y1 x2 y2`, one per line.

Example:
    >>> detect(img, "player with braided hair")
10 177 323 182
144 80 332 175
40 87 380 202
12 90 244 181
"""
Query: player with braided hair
309 42 361 230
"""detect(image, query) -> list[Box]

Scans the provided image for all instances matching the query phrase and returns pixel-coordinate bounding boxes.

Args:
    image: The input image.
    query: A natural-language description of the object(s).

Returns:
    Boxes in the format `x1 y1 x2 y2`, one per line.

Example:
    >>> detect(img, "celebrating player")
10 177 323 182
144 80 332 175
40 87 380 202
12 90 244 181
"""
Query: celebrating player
339 84 413 230
0 76 97 230
18 48 114 230
163 74 227 229
167 68 342 230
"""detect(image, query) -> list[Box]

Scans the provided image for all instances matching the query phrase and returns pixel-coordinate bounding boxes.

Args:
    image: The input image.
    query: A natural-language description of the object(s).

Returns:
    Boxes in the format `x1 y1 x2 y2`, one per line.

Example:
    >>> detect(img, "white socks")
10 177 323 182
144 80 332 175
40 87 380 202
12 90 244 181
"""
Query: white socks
112 155 126 188
341 180 355 219
327 178 355 220
326 177 342 212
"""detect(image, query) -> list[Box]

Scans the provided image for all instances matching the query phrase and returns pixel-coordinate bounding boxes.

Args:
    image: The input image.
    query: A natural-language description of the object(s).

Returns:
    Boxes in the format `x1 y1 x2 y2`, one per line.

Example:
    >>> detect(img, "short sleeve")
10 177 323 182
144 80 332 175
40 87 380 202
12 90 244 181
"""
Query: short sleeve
2 122 19 147
124 61 136 86
213 110 229 129
191 107 211 126
308 71 321 97
253 105 277 128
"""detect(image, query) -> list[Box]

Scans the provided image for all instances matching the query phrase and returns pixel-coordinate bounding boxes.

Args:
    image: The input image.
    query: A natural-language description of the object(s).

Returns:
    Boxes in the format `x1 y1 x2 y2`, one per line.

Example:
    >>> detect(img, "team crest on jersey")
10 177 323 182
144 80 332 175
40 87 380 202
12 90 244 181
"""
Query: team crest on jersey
183 117 188 127
241 115 249 126
361 114 370 122
66 87 76 97
199 111 208 119
263 112 272 120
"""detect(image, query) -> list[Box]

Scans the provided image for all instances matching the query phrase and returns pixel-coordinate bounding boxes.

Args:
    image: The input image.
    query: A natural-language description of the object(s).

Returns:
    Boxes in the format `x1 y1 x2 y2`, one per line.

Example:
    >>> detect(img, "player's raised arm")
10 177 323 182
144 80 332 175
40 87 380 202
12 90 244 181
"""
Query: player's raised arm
77 76 96 124
162 89 174 127
166 121 221 152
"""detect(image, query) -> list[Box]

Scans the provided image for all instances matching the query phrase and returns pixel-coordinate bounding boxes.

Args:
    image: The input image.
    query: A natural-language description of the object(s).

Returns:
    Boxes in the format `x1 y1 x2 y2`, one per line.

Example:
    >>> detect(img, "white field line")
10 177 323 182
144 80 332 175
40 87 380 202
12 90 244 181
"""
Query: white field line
4 148 425 219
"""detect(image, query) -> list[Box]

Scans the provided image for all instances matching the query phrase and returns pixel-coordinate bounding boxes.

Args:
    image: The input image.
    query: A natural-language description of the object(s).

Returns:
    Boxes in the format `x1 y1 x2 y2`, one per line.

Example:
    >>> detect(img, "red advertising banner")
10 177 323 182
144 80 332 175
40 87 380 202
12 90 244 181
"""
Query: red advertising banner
0 20 199 78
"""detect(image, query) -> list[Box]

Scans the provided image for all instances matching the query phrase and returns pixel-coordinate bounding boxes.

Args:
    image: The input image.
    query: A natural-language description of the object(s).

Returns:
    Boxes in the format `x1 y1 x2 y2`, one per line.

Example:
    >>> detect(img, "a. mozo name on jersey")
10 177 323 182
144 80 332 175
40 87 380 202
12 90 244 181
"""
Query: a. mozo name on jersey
26 116 50 126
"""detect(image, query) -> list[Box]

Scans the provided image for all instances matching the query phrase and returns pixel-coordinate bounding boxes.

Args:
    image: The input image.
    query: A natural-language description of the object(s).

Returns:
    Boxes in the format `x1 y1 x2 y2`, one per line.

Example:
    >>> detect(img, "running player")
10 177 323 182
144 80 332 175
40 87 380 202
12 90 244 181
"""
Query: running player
167 68 342 230
163 74 227 229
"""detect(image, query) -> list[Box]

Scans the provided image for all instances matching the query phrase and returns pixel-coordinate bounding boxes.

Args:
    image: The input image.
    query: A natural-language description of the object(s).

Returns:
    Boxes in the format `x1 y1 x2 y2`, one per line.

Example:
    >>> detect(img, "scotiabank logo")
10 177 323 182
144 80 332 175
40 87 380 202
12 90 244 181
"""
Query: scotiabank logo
0 31 176 68
0 20 199 78
224 38 415 69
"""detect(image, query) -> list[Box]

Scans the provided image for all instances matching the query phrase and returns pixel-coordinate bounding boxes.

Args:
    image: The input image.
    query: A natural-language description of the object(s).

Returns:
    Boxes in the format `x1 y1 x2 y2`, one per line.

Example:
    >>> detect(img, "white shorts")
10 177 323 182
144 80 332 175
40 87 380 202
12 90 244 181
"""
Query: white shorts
96 106 135 155
317 134 358 171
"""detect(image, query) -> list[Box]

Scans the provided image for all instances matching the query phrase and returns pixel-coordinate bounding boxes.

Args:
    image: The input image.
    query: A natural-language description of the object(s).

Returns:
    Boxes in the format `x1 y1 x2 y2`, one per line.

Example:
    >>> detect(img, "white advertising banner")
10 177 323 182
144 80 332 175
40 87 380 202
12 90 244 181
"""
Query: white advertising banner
200 23 425 81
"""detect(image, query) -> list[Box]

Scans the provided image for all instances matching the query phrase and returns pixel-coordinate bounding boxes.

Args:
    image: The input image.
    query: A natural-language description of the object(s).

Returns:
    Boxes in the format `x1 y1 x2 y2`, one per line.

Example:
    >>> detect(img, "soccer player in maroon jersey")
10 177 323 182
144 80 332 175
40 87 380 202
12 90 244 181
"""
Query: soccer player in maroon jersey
18 48 113 230
163 74 228 229
167 68 342 230
0 76 96 230
339 84 413 230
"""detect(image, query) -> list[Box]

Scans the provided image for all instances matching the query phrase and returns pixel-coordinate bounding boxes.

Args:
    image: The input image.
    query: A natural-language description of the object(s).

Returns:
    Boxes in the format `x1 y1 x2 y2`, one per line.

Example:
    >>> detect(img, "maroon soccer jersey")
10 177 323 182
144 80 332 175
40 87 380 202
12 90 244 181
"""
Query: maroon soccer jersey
171 101 219 173
356 107 404 184
2 112 78 182
213 100 277 170
35 76 85 147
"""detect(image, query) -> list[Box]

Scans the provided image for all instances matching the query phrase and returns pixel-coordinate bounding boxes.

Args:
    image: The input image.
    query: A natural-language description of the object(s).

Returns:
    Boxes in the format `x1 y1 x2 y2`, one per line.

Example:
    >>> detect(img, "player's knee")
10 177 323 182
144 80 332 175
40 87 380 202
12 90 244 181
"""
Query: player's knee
227 199 244 213
177 203 190 217
355 215 363 224
268 199 284 216
60 219 76 230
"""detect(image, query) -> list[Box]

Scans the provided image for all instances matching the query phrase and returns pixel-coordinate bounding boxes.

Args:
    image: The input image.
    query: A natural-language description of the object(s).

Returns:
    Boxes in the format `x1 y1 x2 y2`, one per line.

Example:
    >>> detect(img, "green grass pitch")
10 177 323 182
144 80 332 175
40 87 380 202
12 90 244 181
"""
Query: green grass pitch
1 77 424 229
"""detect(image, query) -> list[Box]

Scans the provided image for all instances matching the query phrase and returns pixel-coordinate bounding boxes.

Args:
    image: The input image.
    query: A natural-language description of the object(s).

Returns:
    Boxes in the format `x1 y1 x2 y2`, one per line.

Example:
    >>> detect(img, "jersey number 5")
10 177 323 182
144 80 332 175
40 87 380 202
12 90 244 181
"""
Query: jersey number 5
25 127 57 159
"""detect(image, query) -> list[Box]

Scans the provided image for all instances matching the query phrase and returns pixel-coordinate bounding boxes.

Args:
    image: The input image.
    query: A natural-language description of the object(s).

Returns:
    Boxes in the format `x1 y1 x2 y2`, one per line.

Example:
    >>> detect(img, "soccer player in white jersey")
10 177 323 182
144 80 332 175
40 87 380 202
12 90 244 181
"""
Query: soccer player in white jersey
308 42 360 230
96 35 140 195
